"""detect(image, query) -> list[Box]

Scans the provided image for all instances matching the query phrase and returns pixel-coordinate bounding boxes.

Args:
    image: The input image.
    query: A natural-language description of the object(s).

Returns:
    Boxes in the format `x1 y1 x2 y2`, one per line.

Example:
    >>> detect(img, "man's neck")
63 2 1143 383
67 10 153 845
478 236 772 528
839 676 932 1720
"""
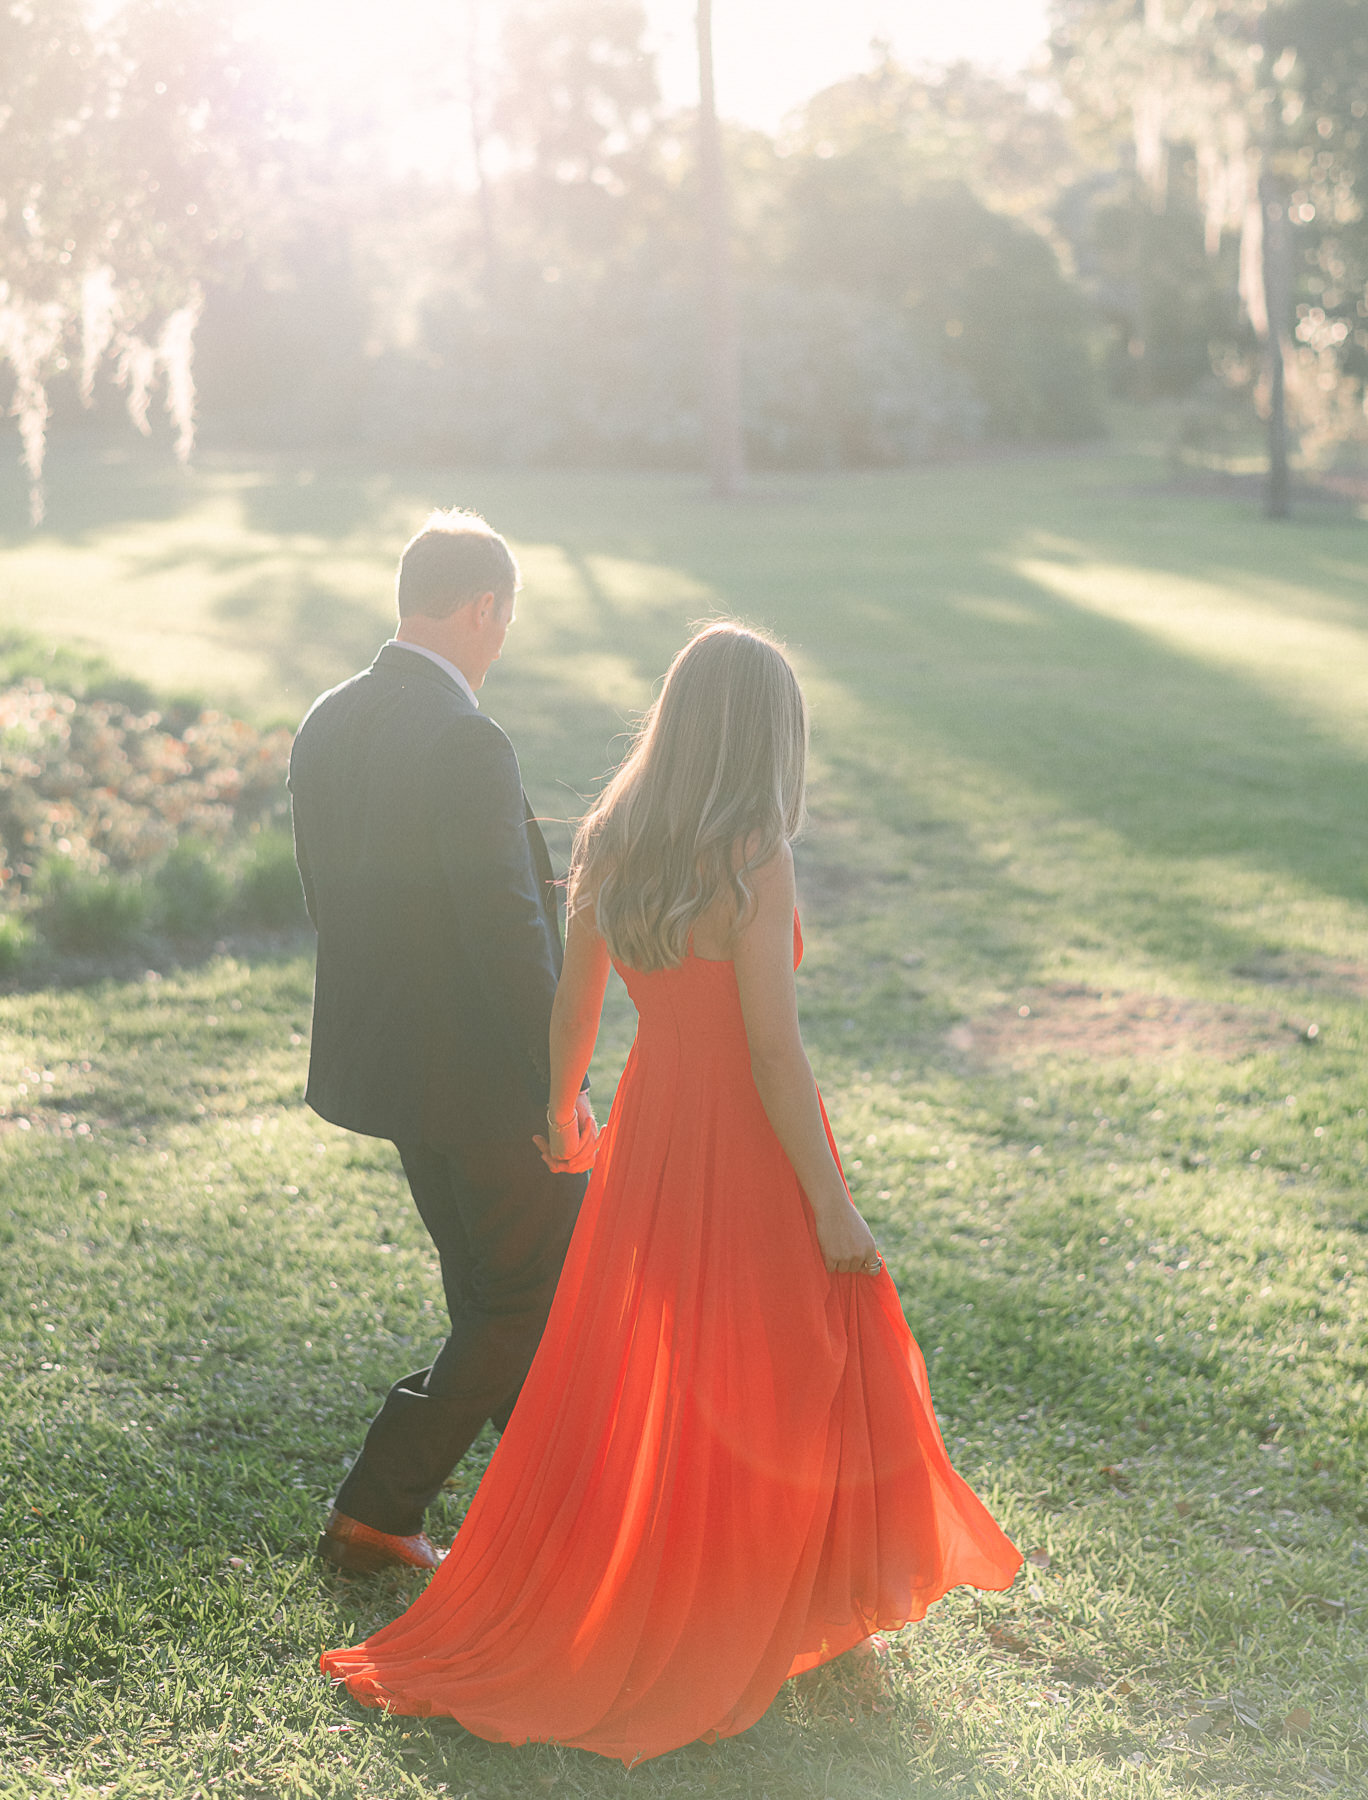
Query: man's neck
394 619 481 693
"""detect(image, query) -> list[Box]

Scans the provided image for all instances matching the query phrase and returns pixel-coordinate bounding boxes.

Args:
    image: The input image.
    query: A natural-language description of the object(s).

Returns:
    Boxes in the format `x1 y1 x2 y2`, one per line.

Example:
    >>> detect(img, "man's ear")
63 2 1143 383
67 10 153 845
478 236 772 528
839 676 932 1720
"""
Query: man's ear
473 589 498 624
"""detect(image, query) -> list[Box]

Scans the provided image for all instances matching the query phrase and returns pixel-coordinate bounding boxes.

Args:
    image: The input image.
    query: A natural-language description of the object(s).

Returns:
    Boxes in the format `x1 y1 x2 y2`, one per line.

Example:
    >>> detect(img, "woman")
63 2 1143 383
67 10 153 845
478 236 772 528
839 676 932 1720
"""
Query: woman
321 623 1021 1764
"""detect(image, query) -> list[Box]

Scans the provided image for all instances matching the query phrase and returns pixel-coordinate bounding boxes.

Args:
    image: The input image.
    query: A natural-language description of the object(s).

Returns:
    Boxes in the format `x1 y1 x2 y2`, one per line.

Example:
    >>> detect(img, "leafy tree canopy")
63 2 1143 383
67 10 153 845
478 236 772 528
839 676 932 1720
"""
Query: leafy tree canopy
1051 0 1368 454
0 0 273 517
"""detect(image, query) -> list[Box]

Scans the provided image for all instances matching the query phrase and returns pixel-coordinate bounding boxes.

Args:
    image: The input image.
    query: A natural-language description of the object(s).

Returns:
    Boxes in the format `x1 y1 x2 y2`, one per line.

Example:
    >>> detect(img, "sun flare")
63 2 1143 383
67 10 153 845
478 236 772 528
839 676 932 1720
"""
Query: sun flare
233 0 1051 163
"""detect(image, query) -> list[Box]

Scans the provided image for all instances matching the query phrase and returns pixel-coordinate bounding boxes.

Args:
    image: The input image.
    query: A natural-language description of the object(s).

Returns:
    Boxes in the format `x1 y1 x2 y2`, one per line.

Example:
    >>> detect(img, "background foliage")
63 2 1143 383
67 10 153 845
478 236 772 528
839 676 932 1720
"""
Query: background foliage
0 651 300 967
8 0 1368 493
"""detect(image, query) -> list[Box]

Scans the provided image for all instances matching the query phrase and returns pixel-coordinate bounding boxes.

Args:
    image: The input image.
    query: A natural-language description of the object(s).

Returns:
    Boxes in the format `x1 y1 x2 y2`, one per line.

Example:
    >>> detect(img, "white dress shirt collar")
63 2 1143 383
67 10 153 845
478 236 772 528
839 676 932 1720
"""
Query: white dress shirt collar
384 639 479 710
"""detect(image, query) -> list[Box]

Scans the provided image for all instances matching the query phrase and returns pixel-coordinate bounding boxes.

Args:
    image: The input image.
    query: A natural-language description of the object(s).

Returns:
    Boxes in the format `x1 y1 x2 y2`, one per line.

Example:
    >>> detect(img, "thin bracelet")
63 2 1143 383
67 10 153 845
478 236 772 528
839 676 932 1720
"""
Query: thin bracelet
547 1107 577 1129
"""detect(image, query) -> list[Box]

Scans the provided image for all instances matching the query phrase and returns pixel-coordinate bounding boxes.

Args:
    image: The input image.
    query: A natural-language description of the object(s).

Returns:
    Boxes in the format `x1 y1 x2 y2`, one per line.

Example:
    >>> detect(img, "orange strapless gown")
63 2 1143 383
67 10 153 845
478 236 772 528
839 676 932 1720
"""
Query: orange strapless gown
321 918 1021 1764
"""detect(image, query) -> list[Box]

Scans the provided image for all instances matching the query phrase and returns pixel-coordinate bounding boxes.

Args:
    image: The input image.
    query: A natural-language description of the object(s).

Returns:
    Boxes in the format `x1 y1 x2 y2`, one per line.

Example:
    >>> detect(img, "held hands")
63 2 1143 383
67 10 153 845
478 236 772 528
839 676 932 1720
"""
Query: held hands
534 1091 599 1174
813 1192 882 1276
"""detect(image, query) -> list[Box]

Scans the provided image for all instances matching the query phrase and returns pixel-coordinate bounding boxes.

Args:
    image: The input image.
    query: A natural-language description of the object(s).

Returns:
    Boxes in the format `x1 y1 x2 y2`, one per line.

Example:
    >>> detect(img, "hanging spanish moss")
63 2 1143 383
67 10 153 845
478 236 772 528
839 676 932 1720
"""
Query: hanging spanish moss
0 269 201 528
0 291 63 526
1057 0 1311 511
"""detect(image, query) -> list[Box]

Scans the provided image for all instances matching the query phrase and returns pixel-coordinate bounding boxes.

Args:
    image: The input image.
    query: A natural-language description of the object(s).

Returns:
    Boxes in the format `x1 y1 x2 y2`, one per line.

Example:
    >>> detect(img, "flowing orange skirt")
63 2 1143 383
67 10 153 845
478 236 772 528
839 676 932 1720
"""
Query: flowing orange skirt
322 934 1021 1763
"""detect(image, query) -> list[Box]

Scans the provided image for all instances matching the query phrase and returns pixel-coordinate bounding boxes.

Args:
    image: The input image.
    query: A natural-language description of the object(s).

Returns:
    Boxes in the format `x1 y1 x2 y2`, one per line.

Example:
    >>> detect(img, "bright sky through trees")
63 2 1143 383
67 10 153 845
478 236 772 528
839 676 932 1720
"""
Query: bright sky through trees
238 0 1052 150
648 1 1052 127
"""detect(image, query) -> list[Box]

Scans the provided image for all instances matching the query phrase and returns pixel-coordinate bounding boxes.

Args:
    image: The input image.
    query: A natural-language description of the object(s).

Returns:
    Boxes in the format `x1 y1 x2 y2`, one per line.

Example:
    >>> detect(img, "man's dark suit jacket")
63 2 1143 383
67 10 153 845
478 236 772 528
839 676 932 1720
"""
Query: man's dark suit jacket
289 644 564 1152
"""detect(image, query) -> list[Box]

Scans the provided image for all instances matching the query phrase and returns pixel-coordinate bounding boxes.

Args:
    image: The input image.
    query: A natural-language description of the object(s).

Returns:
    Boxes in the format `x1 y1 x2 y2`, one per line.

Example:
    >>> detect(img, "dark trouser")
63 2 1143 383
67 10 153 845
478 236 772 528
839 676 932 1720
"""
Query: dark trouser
333 1134 586 1537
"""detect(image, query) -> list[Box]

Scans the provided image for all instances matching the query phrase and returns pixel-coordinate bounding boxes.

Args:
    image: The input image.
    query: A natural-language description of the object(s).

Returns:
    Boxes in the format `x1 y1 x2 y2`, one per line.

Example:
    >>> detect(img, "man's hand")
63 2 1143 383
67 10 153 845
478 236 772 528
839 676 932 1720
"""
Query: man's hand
533 1091 599 1174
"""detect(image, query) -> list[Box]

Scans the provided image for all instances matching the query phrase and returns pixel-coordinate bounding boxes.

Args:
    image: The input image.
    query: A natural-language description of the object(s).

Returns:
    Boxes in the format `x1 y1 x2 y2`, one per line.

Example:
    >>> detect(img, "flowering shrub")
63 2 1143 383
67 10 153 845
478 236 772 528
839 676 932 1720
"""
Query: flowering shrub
0 682 292 896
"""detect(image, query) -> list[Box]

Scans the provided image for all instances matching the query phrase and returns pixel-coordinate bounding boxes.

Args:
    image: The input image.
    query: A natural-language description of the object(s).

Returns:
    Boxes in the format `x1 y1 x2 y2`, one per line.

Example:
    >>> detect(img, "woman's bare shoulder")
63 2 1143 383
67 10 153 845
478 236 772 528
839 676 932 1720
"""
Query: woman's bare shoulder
746 837 794 891
735 839 795 936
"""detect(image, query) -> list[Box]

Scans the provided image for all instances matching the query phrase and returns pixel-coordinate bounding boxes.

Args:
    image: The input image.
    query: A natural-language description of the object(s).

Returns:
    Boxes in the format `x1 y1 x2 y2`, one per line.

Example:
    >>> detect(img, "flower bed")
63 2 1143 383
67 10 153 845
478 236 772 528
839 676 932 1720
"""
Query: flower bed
0 681 301 963
0 683 291 889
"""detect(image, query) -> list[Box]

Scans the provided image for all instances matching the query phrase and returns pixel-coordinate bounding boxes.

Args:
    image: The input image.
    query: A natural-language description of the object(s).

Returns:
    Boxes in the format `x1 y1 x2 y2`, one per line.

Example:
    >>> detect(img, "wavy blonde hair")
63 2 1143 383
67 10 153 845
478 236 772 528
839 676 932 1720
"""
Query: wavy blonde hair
570 622 808 972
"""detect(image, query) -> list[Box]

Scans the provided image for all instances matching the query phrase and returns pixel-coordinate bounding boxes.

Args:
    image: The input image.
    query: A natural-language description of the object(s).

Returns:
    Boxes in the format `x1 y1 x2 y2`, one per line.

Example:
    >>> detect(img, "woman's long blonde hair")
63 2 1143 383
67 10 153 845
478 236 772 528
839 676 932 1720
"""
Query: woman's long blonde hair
569 622 808 972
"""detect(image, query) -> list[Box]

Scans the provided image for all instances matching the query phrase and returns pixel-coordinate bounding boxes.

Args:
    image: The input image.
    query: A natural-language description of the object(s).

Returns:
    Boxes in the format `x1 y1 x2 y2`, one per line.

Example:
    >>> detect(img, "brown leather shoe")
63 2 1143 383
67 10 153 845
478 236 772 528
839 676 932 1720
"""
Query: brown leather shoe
317 1508 444 1575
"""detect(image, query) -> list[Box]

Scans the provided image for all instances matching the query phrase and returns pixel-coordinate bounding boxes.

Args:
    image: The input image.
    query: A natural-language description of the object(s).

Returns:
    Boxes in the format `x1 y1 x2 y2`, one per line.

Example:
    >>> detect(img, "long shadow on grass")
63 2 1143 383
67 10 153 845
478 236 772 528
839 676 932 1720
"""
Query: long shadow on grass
216 574 396 722
0 441 200 542
488 467 1368 927
825 584 1366 933
579 536 1368 953
490 558 1368 1002
0 441 412 547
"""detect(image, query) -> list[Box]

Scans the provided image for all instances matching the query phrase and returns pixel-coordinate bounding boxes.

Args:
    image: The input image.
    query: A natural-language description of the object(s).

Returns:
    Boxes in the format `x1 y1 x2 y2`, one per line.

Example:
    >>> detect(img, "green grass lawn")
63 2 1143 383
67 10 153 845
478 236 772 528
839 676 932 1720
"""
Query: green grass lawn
0 432 1365 1799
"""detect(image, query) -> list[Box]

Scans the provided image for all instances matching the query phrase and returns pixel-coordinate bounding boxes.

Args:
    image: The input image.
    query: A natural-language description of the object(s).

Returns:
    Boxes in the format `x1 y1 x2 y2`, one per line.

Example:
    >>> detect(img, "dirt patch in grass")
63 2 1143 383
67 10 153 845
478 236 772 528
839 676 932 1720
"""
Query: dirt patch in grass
1228 953 1368 1000
949 985 1307 1064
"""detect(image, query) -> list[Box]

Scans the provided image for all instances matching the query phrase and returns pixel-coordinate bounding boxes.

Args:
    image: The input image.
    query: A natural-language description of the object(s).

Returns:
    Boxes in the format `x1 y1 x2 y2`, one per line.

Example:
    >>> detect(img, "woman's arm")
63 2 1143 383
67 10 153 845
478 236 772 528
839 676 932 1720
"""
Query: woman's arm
733 845 879 1274
535 903 611 1171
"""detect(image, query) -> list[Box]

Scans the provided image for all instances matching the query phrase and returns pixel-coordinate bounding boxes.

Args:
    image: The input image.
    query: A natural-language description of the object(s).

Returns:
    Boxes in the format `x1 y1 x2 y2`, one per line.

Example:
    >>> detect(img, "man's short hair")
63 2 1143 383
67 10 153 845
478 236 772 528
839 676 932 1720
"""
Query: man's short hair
396 510 519 620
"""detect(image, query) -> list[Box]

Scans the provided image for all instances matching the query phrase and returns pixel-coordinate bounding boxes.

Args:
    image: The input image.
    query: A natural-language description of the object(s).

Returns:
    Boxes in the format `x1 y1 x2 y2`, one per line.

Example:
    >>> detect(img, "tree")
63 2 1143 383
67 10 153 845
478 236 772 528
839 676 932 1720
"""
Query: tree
1276 0 1368 458
792 49 1086 231
494 0 662 268
0 0 268 522
775 57 1101 441
696 0 745 496
1052 0 1368 515
1064 181 1244 402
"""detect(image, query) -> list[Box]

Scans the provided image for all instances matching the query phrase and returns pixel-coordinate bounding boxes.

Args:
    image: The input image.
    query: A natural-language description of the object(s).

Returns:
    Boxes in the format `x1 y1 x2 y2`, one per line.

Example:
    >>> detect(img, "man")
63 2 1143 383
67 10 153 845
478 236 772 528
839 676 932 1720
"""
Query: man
290 508 594 1574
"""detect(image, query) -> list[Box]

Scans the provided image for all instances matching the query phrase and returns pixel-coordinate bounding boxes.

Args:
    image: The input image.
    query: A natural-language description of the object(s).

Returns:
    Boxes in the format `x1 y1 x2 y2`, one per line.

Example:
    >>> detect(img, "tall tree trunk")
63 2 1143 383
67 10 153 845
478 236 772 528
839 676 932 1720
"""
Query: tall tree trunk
466 0 498 283
696 0 745 497
1259 170 1291 520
